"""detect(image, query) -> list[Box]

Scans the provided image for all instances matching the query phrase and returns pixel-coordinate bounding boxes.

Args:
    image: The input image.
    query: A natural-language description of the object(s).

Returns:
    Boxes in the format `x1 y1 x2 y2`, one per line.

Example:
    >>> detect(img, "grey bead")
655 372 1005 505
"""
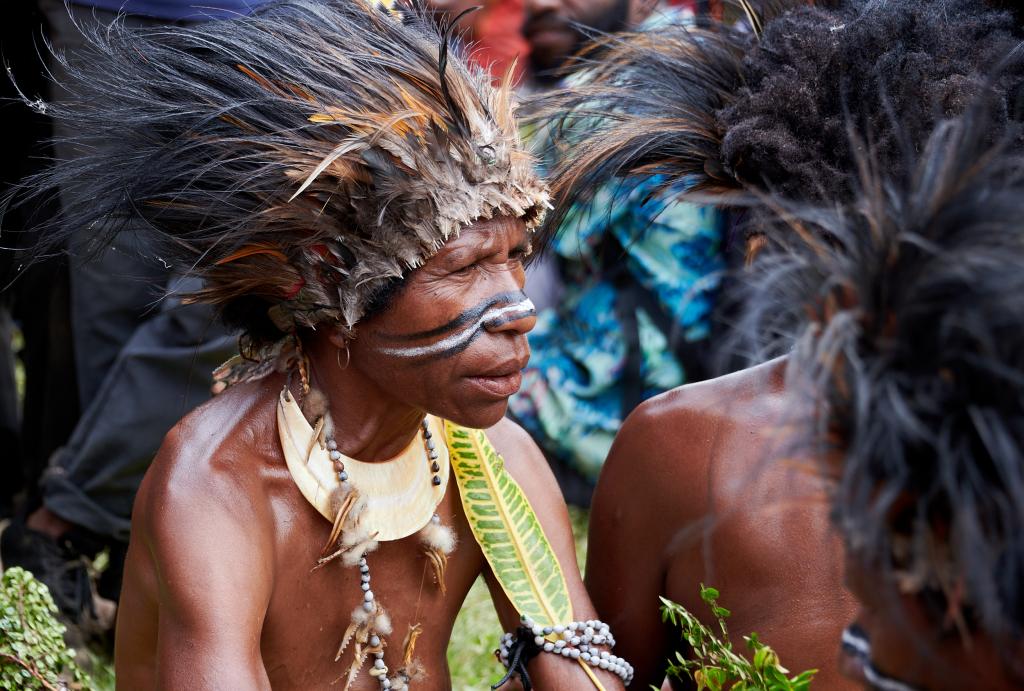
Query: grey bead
432 476 441 486
363 601 374 612
327 439 338 450
370 635 381 647
330 450 342 461
426 439 436 451
339 471 349 482
361 582 370 591
364 590 374 602
374 659 386 669
431 514 441 524
429 450 439 461
431 462 440 473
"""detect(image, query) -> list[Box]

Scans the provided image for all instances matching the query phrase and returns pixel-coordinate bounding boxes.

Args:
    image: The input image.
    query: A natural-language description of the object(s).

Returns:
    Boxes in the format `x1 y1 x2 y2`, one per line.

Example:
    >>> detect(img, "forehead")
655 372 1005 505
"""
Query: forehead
437 216 529 255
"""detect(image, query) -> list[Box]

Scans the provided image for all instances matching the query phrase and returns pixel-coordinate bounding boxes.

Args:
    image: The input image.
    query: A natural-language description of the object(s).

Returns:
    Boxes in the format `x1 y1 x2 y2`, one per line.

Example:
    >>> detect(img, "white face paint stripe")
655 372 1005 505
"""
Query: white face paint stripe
379 297 535 358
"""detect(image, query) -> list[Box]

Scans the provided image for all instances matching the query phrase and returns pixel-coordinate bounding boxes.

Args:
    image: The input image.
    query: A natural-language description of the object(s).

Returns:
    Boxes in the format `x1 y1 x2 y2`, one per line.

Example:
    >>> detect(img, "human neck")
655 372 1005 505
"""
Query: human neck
303 335 425 462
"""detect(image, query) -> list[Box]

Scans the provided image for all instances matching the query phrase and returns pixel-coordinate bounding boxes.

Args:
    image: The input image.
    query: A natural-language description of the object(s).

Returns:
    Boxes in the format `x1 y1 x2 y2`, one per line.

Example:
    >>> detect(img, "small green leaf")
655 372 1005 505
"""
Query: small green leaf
700 585 720 603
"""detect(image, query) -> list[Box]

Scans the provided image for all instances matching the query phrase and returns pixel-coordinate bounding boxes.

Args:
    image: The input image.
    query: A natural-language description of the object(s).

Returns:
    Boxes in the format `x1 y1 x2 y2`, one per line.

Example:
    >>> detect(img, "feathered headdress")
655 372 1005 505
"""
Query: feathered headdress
538 0 1023 237
22 0 548 345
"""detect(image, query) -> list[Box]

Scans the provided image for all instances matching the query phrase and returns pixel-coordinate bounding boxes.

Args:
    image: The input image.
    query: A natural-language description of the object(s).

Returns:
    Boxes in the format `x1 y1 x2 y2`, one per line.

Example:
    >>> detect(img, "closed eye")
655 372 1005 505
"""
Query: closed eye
509 242 532 263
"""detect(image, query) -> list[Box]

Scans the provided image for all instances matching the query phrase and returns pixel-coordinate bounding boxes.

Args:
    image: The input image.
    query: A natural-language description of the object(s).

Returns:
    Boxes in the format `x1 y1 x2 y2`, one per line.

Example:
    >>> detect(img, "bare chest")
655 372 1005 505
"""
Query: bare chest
259 484 487 690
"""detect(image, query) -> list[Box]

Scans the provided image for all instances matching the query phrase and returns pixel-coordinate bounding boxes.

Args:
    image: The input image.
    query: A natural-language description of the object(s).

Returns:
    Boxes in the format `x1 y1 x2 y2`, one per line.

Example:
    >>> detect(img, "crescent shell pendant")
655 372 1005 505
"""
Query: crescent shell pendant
277 388 450 541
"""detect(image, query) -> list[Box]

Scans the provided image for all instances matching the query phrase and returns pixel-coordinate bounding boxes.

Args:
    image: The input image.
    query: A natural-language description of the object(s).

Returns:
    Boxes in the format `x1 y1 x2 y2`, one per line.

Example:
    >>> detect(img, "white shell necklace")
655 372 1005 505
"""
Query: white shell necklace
277 388 449 540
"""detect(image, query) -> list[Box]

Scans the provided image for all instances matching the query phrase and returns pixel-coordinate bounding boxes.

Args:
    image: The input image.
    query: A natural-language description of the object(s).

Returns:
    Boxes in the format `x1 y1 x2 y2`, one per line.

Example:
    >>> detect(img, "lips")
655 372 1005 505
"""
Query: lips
467 371 523 398
466 359 527 398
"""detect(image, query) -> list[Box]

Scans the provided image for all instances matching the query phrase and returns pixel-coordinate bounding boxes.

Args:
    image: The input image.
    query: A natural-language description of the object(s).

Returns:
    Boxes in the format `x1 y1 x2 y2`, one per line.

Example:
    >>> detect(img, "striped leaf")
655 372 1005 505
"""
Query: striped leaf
445 422 573 626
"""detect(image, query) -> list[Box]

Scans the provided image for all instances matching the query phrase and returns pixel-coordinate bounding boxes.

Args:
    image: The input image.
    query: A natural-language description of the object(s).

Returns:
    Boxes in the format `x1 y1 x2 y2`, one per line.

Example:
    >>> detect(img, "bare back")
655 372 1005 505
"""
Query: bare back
586 358 856 689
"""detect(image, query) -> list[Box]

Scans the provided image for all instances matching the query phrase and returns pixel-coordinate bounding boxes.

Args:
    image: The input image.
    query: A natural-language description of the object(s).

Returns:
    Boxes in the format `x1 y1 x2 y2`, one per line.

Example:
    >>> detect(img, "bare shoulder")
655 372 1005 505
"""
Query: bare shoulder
132 376 285 553
628 357 787 438
483 416 547 473
596 357 790 520
482 416 561 502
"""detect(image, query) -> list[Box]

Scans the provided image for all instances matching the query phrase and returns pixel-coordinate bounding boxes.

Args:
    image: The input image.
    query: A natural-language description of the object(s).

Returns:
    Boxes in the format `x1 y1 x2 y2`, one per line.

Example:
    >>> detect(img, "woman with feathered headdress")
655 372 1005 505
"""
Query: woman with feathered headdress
10 1 636 688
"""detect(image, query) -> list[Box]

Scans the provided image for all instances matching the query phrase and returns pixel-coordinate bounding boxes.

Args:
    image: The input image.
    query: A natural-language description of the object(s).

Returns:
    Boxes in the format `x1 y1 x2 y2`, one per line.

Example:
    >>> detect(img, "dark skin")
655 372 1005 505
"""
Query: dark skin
114 216 623 690
587 357 857 690
840 549 1024 689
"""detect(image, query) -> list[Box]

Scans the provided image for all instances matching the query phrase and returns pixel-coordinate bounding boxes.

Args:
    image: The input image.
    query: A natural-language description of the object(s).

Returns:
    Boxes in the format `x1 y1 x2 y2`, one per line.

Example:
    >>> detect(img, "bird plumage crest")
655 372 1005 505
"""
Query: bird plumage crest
11 0 548 344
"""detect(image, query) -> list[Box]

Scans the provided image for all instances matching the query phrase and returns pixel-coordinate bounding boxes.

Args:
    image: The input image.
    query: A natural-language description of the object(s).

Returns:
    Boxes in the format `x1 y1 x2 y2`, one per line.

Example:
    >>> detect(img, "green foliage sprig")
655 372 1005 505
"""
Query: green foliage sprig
0 567 88 690
660 585 816 691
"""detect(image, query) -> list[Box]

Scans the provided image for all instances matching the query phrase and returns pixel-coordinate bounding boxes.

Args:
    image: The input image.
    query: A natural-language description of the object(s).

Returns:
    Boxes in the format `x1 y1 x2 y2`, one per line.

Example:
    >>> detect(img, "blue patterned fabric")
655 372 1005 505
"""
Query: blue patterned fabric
509 174 723 480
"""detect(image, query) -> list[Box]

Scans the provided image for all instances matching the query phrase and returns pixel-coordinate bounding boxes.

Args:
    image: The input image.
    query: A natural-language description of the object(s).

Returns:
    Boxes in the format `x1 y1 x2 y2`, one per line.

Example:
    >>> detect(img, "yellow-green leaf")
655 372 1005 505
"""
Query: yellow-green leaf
445 421 573 626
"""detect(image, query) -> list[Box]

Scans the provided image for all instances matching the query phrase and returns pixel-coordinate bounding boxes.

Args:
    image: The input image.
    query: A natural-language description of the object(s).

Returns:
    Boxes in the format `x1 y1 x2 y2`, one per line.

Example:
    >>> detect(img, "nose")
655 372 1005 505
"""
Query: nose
483 295 538 337
525 0 559 17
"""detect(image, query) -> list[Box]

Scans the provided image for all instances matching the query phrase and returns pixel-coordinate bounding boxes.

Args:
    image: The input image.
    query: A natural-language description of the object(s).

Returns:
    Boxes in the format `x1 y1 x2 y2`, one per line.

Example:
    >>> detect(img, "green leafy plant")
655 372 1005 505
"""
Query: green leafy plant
660 585 817 691
0 567 90 690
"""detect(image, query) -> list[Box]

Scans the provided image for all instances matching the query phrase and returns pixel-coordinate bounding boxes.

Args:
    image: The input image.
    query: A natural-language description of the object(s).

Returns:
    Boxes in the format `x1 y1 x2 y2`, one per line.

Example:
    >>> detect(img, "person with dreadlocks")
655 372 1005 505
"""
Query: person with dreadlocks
15 1 633 688
537 0 1024 687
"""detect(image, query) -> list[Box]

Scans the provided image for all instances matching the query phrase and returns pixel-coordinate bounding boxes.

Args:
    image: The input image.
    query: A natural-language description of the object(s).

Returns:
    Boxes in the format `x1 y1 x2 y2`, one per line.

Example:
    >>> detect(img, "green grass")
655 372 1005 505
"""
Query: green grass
85 507 590 689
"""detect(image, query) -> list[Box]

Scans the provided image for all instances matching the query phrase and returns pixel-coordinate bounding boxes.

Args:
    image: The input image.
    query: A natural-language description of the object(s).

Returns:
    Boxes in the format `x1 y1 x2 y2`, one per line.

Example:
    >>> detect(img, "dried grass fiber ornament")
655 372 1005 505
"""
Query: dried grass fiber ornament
24 0 549 354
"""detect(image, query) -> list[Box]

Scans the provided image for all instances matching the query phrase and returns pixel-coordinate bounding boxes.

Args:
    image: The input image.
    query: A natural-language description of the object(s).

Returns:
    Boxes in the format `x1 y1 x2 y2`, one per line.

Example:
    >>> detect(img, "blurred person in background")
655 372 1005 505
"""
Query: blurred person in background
510 0 726 504
0 1 79 522
0 0 270 636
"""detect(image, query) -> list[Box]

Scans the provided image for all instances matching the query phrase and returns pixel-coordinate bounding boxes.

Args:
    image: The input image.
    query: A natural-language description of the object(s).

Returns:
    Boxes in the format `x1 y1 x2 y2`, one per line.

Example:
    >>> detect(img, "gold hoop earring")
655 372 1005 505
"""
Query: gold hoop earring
337 342 351 370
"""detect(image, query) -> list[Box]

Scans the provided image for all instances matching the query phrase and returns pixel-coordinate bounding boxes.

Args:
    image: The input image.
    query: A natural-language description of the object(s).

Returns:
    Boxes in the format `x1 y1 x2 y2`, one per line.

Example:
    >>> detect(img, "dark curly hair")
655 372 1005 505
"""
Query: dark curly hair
720 0 1024 200
537 0 1024 230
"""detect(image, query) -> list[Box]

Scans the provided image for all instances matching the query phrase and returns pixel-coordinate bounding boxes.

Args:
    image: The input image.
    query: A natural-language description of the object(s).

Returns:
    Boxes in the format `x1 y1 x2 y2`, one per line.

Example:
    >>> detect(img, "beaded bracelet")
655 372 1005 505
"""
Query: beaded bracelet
494 616 634 688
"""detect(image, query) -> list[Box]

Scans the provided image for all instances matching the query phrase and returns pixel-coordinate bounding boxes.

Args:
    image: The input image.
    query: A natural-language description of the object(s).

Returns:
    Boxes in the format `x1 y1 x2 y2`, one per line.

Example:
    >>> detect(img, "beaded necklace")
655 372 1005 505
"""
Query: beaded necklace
277 388 455 690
